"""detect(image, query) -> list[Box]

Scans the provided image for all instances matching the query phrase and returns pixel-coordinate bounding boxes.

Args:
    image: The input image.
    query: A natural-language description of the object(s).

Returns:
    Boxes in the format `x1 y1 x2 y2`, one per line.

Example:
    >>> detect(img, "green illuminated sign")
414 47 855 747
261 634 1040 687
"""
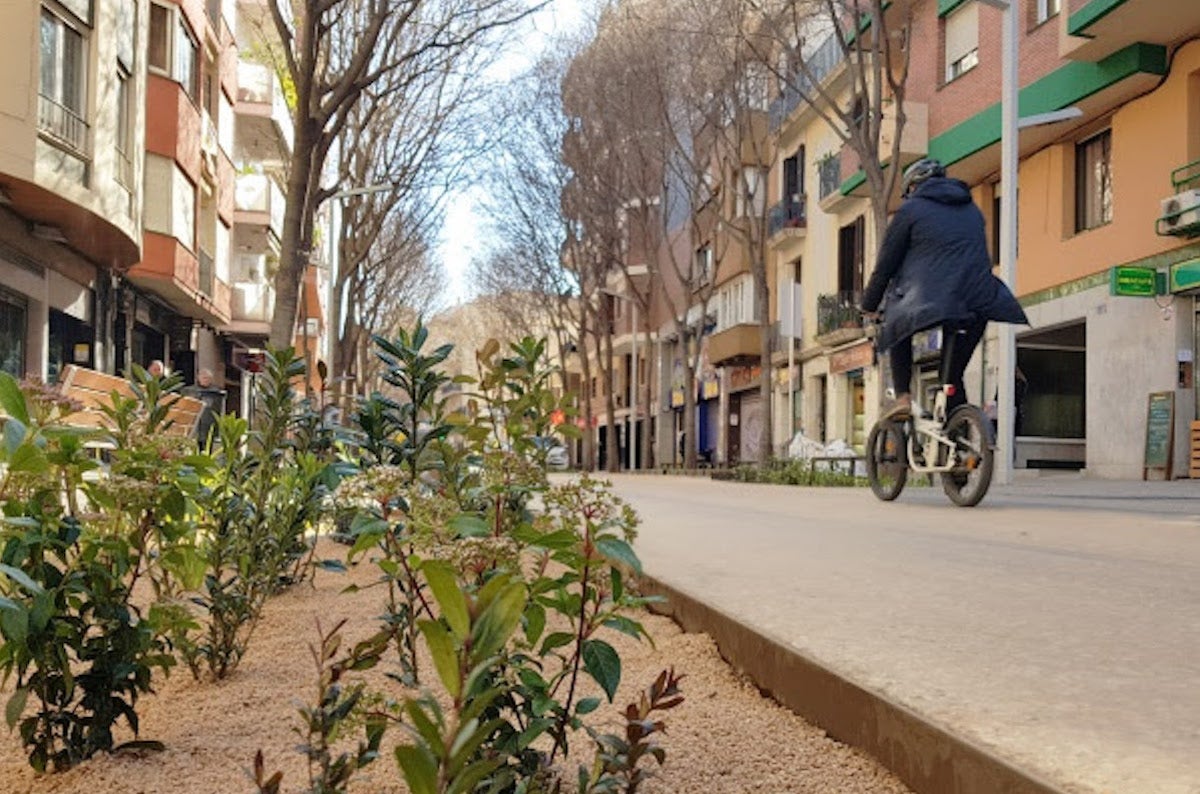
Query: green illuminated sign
1110 266 1159 297
1170 258 1200 293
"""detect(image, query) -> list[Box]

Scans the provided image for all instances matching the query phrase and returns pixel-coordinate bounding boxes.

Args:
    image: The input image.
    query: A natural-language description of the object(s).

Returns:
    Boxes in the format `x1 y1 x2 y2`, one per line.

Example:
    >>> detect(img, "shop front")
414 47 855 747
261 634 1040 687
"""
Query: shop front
828 340 873 452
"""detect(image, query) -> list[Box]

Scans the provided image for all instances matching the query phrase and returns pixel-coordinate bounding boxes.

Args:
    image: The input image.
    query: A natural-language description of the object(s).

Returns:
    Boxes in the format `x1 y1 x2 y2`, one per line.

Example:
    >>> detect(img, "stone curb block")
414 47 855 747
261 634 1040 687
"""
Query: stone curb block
638 573 1068 794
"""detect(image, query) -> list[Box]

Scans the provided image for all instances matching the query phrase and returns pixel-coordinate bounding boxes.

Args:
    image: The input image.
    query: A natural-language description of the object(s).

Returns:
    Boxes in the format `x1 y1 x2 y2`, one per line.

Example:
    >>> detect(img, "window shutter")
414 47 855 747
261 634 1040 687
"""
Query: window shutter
944 3 979 70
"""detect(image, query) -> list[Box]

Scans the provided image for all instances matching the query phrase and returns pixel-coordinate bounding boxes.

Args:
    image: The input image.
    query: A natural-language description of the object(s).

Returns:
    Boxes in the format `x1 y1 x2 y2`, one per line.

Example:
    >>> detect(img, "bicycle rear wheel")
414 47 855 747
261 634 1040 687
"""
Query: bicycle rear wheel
940 406 993 507
867 419 908 501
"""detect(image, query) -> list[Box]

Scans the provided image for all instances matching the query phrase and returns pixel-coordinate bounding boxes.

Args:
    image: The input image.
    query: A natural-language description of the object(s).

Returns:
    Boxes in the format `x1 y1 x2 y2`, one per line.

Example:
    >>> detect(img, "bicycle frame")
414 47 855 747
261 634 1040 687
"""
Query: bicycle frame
899 324 977 475
906 390 961 475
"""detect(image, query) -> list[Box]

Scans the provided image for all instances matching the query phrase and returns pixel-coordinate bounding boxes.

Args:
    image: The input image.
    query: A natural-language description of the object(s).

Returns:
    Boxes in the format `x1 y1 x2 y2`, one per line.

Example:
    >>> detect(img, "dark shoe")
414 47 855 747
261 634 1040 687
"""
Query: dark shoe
881 399 912 421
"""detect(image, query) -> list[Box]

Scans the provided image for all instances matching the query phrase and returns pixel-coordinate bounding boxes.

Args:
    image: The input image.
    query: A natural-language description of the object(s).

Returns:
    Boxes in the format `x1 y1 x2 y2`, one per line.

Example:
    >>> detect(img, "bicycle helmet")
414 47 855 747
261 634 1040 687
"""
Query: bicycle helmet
902 158 946 196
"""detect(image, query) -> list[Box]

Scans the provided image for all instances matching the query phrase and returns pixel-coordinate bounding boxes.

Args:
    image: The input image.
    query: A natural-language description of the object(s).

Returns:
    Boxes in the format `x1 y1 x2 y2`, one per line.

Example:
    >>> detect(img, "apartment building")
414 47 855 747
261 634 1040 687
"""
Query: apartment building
763 0 1200 478
0 0 146 381
122 0 235 390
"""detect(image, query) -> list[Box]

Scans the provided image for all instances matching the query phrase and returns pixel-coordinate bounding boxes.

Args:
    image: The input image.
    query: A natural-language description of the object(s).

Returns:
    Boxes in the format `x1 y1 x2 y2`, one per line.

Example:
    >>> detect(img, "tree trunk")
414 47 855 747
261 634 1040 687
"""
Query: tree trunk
270 118 317 349
682 334 697 469
602 306 618 473
757 259 773 462
641 328 654 469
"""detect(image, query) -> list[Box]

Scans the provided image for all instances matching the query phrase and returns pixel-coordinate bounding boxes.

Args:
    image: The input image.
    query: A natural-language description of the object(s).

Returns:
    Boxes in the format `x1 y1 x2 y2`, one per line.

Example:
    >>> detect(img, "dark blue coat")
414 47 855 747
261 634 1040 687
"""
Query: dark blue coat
861 177 1028 352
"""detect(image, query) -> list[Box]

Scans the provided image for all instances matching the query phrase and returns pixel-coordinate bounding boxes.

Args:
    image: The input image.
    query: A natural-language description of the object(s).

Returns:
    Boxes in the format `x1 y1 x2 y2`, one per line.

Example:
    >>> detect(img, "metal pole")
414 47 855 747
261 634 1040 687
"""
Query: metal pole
630 300 638 471
788 263 797 445
996 0 1019 484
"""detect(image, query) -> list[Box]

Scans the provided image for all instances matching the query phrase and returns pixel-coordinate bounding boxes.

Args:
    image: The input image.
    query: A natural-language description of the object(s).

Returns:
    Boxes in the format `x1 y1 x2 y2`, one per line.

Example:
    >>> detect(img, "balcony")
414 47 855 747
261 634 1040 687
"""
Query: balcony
38 94 89 158
234 252 271 283
816 292 865 347
767 196 807 240
1064 0 1200 62
234 173 285 239
708 323 763 366
230 281 275 329
236 62 294 159
768 33 846 131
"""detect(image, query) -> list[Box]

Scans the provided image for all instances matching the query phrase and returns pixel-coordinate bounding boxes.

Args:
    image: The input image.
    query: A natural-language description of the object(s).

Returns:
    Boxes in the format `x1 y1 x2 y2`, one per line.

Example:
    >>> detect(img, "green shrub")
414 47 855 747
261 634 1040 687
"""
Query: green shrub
0 372 195 770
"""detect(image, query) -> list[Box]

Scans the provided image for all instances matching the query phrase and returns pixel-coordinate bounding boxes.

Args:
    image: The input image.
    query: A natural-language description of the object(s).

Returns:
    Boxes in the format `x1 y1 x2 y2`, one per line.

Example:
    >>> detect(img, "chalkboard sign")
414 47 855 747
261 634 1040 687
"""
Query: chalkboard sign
1144 391 1175 480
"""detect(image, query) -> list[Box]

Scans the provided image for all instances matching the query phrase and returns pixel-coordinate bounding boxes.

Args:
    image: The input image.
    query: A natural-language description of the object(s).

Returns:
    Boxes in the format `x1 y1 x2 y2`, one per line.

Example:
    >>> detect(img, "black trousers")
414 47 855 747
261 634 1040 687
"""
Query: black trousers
890 318 987 414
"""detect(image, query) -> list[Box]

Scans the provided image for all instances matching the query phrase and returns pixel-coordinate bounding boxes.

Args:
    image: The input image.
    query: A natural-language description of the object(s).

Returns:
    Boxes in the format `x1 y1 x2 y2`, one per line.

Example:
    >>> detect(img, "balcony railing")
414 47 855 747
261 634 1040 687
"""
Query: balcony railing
817 291 864 337
818 155 842 201
38 94 89 155
767 196 807 237
235 173 286 237
237 61 294 152
768 33 846 130
198 249 215 297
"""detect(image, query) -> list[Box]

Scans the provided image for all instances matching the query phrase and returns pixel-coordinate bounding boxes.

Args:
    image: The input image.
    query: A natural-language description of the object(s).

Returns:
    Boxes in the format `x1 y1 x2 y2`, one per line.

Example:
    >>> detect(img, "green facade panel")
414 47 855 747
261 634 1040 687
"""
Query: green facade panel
1069 0 1129 37
928 42 1166 167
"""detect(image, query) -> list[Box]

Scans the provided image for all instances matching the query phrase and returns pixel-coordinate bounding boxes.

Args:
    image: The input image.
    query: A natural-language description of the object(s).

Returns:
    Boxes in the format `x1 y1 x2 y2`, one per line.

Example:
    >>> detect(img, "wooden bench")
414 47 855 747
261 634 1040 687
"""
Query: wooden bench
59 364 204 438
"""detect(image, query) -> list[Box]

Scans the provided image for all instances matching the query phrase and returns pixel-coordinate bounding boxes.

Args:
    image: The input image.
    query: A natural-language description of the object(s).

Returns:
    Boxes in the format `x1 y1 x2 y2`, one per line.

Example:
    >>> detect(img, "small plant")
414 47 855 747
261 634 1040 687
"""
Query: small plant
578 668 685 794
253 619 389 794
340 321 461 683
393 563 529 794
183 348 336 680
0 373 181 771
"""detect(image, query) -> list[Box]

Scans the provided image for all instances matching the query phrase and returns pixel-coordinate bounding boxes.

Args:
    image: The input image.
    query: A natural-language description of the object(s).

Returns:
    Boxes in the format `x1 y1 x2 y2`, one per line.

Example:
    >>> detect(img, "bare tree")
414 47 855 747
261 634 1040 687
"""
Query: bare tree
470 46 602 469
261 0 544 348
746 0 914 253
329 38 485 408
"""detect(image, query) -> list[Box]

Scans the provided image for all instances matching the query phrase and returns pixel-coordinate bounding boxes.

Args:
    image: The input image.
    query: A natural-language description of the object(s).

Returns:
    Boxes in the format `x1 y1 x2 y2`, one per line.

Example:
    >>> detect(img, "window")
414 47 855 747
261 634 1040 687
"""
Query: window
944 3 979 83
695 245 713 284
175 17 198 99
736 167 766 217
39 6 87 150
1036 0 1061 25
115 66 132 184
1075 129 1113 232
148 3 168 71
149 3 198 100
838 216 865 294
0 289 27 378
783 146 804 203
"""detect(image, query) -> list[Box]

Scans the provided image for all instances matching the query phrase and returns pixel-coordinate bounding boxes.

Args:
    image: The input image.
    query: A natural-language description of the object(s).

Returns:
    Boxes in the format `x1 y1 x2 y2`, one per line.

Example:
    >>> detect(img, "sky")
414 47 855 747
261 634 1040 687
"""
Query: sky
435 0 592 306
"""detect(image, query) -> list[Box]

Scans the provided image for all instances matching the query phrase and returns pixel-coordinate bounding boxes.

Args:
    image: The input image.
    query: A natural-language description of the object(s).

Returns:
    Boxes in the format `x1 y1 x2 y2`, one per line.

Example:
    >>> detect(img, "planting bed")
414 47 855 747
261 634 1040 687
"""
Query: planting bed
1 539 910 794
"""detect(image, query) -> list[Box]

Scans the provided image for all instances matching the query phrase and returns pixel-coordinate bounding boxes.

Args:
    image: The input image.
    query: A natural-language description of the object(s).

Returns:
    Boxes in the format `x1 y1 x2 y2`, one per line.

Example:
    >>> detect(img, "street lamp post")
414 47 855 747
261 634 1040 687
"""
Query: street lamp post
978 0 1080 484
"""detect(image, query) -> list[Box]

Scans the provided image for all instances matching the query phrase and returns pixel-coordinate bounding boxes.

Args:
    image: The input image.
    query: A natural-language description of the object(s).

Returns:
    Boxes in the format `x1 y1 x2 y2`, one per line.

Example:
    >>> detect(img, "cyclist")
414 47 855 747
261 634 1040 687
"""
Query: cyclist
861 158 1027 420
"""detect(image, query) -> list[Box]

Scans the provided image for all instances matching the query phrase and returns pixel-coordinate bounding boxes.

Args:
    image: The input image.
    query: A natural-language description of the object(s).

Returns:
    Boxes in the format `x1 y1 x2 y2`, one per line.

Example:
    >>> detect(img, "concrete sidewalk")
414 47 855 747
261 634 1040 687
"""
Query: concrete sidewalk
607 473 1200 794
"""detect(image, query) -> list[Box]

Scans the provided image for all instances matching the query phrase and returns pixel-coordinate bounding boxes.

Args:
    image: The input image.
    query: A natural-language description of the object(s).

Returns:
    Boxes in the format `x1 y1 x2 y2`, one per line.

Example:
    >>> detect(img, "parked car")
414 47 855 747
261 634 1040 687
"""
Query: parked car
533 436 570 470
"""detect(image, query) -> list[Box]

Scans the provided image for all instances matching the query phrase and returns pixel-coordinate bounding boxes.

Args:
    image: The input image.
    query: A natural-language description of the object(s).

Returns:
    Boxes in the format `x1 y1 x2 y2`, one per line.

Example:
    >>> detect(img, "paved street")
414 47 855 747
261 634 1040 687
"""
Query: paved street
606 474 1200 794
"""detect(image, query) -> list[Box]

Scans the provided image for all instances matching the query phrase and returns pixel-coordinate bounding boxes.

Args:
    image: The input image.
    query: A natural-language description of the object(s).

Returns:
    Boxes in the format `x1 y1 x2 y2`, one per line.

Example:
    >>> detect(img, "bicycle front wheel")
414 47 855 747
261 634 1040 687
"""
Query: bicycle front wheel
940 406 994 507
867 419 908 501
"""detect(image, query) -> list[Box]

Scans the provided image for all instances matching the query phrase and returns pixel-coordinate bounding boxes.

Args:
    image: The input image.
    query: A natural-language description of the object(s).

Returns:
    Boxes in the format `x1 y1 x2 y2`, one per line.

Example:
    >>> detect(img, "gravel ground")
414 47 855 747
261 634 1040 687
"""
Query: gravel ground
0 540 911 794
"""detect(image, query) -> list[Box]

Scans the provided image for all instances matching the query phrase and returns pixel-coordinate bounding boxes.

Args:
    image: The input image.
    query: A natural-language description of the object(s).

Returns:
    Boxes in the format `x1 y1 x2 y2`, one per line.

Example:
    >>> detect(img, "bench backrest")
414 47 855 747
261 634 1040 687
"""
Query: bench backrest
59 365 204 438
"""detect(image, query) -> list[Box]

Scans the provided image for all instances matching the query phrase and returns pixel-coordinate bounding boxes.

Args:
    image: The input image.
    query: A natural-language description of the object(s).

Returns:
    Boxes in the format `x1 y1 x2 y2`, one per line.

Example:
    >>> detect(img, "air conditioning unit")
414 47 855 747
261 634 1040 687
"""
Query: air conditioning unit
1160 190 1200 230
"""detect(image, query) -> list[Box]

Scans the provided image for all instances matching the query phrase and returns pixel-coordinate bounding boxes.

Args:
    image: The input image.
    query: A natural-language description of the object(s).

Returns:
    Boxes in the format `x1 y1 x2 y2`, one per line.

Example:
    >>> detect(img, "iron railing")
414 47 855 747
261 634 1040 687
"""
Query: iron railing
818 155 842 201
767 196 807 237
38 94 89 155
768 33 846 130
817 291 864 336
